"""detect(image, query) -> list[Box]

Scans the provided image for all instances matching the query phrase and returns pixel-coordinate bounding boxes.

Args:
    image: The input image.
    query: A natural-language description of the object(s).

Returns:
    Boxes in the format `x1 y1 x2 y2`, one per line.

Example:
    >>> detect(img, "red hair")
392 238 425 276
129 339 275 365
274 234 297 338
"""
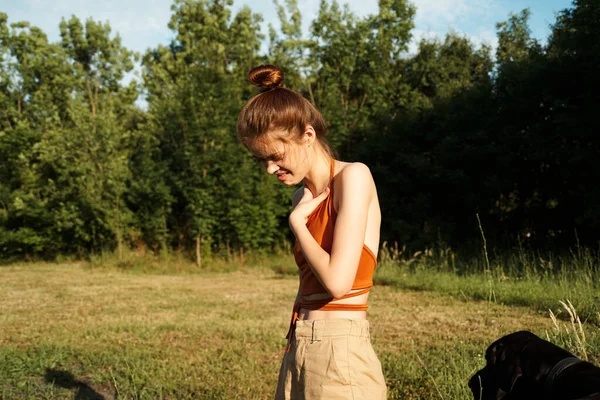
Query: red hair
237 64 332 156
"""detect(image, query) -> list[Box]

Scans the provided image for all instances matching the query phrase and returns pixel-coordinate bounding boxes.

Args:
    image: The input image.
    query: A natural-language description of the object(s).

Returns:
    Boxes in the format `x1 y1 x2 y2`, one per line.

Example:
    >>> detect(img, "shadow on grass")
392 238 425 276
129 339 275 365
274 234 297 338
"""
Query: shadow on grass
44 368 111 400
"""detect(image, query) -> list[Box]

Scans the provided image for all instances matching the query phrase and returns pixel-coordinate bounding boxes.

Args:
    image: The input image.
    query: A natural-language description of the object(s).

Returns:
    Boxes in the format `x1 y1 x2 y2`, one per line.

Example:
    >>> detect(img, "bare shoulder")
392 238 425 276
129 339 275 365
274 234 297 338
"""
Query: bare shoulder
334 162 375 203
292 185 305 208
337 162 373 185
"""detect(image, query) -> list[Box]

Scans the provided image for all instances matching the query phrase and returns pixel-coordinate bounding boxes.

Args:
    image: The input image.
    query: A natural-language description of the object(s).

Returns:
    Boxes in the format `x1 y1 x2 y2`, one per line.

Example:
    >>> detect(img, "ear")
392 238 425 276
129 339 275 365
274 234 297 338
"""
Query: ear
509 365 523 392
302 125 316 146
488 341 522 394
468 370 484 400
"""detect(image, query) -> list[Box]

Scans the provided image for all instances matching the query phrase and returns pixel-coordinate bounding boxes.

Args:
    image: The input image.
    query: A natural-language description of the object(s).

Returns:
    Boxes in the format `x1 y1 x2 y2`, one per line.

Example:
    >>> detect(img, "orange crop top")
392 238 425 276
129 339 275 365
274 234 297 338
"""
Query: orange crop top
286 159 377 343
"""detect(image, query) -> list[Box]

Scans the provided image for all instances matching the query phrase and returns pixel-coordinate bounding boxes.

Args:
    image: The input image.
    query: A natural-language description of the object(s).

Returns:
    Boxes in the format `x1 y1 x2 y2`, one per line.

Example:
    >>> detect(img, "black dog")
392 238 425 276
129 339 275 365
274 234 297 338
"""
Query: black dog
469 330 600 400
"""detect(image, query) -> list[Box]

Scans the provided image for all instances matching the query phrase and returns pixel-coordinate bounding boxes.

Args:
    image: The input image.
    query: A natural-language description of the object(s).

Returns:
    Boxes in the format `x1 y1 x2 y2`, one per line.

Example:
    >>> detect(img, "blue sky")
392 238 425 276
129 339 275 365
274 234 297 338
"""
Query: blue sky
3 0 574 56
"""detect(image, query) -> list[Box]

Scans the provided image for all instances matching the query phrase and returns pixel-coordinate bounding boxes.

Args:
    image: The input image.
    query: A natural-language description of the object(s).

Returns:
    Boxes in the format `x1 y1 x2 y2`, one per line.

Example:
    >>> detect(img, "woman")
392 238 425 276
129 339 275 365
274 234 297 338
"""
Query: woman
237 64 386 400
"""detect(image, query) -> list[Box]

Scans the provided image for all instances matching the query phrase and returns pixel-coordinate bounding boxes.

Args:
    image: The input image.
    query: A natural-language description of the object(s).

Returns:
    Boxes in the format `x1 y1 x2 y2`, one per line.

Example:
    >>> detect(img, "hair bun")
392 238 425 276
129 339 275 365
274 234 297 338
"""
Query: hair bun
248 64 284 92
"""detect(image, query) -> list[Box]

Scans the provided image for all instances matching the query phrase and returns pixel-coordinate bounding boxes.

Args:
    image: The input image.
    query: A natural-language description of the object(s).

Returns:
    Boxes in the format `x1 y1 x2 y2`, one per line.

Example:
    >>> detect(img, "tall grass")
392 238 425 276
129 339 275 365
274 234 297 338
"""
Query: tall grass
374 240 600 326
548 300 590 361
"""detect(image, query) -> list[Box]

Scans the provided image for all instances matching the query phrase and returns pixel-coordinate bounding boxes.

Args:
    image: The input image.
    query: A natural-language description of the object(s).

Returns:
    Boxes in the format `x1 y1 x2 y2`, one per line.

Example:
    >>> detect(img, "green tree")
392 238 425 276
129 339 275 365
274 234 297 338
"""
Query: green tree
0 14 138 257
143 0 291 265
308 0 415 156
354 31 495 248
267 0 306 88
0 16 77 256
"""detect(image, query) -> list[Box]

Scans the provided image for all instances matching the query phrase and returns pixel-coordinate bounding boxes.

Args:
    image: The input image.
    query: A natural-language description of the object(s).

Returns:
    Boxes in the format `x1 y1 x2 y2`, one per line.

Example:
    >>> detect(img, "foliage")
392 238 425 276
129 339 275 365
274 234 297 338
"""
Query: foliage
1 0 599 260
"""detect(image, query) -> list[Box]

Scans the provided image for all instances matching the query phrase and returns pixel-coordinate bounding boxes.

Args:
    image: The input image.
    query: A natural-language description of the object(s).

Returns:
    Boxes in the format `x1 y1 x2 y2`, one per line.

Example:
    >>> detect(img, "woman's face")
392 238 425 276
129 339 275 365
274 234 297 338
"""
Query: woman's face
250 132 311 187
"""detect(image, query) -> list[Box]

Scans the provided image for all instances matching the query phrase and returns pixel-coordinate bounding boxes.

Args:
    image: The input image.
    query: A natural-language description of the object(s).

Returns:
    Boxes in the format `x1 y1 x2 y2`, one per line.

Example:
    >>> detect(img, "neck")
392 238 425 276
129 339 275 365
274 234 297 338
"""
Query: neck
303 147 332 196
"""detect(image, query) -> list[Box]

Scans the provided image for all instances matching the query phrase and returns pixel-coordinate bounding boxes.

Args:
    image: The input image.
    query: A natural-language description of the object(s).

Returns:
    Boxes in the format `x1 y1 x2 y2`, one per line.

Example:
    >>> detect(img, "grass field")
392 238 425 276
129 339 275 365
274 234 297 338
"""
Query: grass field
1 262 599 399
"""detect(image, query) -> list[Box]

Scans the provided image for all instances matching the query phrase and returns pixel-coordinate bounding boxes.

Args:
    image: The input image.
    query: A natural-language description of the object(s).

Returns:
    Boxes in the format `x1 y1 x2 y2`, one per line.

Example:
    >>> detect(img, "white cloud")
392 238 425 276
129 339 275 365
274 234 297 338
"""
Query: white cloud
401 0 501 57
469 28 498 51
412 0 495 27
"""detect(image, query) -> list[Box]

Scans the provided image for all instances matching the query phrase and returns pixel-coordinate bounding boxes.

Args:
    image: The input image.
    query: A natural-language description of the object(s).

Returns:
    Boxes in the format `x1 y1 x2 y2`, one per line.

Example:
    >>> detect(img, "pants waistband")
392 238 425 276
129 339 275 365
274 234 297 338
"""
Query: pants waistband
294 318 371 340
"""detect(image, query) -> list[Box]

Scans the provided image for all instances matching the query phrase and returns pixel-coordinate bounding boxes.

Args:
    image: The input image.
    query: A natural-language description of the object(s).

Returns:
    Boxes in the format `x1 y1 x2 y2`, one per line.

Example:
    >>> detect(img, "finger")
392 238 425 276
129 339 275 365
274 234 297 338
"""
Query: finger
301 187 314 201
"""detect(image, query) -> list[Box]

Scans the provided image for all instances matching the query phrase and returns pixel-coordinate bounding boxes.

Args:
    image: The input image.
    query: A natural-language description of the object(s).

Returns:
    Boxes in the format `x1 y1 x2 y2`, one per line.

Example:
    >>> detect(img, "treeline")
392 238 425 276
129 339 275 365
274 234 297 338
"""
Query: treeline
0 0 598 262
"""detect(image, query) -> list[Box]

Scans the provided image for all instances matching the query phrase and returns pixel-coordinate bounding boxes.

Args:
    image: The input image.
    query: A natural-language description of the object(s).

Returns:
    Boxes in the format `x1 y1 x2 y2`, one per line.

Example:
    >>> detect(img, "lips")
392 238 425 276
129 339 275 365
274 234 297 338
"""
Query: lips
277 173 288 181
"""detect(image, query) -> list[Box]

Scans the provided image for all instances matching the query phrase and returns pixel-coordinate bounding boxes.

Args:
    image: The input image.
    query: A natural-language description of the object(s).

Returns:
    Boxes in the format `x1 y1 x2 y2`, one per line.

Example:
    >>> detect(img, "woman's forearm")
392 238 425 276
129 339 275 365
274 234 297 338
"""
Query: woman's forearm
290 216 349 298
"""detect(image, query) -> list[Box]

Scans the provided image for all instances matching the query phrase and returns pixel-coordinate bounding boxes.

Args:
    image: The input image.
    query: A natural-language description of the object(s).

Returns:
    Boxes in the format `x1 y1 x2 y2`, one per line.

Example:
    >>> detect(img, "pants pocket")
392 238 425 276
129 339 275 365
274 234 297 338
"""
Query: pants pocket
298 336 353 399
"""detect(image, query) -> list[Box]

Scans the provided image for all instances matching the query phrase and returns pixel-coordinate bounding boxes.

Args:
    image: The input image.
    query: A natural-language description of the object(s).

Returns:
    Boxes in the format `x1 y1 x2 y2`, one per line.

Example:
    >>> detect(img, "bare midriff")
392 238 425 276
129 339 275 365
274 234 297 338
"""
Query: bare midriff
298 290 369 320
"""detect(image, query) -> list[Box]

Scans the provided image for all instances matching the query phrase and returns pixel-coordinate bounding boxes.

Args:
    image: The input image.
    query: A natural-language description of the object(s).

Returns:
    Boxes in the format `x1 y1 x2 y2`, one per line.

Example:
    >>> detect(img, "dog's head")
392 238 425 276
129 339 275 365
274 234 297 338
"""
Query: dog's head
469 331 539 400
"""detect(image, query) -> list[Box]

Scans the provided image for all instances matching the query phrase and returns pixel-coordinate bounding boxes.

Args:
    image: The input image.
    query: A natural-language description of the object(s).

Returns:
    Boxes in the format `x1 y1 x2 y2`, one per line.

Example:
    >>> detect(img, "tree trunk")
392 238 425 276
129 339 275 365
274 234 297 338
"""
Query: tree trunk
196 234 202 268
161 206 168 253
116 195 122 262
86 78 96 117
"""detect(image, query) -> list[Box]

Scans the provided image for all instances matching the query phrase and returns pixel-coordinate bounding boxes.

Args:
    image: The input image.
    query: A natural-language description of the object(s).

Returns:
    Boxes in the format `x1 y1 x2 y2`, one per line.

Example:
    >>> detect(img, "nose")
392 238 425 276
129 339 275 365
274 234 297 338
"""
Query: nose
266 160 279 175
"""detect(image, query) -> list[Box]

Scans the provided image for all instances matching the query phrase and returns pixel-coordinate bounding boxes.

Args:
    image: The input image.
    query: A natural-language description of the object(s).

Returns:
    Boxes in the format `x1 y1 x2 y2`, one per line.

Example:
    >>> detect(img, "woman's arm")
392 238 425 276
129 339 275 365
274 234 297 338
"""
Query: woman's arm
291 186 305 303
289 163 373 298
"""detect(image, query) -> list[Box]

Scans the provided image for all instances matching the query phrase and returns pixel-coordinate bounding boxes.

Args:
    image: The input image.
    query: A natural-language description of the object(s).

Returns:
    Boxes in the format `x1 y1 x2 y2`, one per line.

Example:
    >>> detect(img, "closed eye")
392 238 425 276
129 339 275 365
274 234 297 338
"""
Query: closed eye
252 153 283 163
